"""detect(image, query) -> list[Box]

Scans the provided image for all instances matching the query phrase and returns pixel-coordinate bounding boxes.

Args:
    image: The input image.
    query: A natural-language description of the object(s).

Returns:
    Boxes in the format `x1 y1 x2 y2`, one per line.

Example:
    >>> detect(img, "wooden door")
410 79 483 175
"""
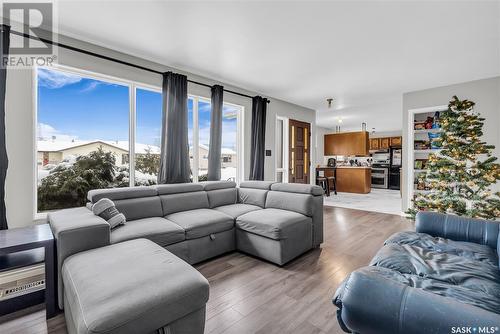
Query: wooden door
369 138 380 150
380 137 390 149
289 119 311 183
390 136 402 147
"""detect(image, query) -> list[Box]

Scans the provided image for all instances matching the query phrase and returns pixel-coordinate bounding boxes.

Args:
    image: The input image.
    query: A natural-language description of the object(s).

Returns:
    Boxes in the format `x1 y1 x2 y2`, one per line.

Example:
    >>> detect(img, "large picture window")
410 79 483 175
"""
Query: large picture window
36 67 242 212
188 97 241 182
37 68 130 212
135 87 162 185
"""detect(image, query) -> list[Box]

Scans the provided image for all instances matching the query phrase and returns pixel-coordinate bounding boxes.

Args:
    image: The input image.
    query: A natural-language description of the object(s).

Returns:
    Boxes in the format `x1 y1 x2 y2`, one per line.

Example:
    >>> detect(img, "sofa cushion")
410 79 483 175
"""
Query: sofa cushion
270 183 323 196
214 203 262 219
370 243 500 296
239 181 274 189
366 265 500 314
200 180 236 191
160 191 210 215
114 196 164 221
265 191 313 217
166 209 234 239
236 208 312 240
110 217 185 247
238 188 268 207
156 183 204 195
87 186 157 202
62 239 209 334
207 188 237 208
386 231 498 267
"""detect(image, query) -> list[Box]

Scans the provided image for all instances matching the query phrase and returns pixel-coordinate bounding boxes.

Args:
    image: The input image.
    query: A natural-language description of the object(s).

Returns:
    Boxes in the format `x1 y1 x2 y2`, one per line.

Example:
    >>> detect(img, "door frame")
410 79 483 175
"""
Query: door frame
288 119 311 184
275 116 289 183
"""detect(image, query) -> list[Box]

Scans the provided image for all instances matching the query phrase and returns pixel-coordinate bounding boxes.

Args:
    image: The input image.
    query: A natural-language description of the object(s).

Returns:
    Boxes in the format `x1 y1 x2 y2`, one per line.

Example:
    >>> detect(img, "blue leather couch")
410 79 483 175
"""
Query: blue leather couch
334 211 500 333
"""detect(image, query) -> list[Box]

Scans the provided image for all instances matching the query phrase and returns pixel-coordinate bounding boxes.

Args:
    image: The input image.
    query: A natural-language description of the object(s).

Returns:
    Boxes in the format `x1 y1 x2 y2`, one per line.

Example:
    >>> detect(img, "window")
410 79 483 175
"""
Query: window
197 98 211 181
36 66 243 213
36 67 130 212
135 87 162 185
221 104 239 181
188 98 242 182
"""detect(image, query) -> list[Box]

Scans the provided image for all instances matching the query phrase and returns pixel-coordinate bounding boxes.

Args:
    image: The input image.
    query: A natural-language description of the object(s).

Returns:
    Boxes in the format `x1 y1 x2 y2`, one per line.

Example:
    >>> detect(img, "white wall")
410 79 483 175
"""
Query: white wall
402 76 500 211
315 126 332 166
5 33 315 228
370 130 402 139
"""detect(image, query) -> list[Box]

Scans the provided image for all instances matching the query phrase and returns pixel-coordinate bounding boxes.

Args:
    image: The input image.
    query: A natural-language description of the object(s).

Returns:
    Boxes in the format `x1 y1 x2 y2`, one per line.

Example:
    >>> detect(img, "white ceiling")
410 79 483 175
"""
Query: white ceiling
50 1 500 132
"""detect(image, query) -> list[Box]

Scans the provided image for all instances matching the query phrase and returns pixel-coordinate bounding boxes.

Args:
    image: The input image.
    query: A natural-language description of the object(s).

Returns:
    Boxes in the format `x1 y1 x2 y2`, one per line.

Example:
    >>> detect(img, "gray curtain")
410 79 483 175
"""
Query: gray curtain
158 72 190 184
249 96 268 180
0 25 9 230
207 85 223 181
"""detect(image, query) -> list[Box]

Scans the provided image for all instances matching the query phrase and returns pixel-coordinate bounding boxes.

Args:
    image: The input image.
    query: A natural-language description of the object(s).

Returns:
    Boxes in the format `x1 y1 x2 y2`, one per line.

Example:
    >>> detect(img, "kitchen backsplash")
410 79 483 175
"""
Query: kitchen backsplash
323 155 372 166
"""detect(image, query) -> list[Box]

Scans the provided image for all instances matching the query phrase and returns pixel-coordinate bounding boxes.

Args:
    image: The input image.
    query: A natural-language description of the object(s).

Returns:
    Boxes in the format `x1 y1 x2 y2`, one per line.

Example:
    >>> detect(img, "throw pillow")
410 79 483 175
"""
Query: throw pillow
92 198 126 229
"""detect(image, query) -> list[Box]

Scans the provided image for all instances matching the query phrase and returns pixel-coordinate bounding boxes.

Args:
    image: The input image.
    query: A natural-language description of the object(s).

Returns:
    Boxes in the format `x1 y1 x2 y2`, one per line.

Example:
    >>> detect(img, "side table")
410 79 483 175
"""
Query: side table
0 224 57 319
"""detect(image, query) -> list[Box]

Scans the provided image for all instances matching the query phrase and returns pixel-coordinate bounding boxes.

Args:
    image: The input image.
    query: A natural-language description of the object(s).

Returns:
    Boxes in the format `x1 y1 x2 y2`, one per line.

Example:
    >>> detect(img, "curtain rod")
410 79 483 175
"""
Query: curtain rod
7 27 270 103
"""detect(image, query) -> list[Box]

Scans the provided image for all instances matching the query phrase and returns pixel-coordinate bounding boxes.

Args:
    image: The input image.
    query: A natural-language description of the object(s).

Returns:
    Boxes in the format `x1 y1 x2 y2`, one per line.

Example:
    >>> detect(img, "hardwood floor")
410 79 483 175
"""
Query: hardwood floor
0 206 413 334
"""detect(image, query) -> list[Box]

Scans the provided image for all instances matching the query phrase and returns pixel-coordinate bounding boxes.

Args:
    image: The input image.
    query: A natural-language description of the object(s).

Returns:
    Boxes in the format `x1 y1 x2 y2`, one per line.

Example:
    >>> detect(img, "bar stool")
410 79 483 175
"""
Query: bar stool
316 177 330 196
327 175 337 195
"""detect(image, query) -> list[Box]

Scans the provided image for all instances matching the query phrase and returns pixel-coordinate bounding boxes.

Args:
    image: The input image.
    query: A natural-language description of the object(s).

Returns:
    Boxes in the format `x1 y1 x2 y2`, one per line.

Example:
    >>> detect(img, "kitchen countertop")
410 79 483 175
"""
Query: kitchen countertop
316 165 371 169
335 166 371 169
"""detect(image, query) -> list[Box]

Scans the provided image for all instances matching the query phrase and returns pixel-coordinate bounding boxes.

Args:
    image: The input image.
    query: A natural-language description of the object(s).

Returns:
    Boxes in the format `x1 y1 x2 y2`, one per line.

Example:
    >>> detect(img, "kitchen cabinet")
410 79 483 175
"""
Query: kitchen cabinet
380 137 390 149
390 136 402 146
369 138 380 150
335 167 371 194
369 136 402 150
324 131 369 156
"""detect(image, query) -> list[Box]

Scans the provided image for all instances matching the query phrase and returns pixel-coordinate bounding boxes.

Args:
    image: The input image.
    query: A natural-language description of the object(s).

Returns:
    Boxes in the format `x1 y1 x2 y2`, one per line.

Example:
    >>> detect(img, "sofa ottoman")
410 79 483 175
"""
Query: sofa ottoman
62 238 209 334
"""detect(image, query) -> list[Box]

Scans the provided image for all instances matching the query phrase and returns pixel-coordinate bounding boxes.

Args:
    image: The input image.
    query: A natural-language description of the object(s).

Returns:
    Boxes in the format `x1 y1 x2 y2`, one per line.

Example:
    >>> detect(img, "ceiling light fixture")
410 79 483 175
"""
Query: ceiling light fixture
327 98 334 109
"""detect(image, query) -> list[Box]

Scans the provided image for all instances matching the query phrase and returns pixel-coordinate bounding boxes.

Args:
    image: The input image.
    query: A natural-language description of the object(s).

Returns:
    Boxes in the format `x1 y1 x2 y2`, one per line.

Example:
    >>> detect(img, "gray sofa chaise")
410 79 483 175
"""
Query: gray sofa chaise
333 211 500 334
49 180 324 311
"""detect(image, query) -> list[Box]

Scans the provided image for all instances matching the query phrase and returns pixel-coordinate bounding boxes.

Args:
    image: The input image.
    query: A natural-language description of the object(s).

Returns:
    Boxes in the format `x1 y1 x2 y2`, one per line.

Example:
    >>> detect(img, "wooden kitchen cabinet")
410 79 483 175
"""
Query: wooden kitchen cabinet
369 138 380 150
380 137 390 149
324 131 369 156
335 167 371 194
370 136 402 150
390 136 402 146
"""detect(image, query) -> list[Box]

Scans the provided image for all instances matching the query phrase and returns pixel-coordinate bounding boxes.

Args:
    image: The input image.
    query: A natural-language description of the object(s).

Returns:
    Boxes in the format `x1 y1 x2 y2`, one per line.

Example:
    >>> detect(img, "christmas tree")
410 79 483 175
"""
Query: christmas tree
408 96 500 219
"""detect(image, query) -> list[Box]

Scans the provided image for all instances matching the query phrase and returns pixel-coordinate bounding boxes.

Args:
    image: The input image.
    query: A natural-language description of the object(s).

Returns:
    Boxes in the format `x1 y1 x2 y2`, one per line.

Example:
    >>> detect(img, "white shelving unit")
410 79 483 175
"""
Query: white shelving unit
405 105 448 210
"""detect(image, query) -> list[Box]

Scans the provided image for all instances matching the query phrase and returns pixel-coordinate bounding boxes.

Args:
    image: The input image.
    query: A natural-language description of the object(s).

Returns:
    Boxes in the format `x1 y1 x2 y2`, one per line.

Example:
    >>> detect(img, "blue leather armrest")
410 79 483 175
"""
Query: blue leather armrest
416 211 500 249
333 266 500 334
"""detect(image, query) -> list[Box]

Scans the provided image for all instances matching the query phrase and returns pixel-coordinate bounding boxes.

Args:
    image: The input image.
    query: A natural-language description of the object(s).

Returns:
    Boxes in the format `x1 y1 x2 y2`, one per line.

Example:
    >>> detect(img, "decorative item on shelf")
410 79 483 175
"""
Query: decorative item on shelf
408 96 500 219
432 111 441 129
424 116 434 129
414 121 426 130
428 132 442 149
416 177 426 190
414 160 423 169
414 140 430 150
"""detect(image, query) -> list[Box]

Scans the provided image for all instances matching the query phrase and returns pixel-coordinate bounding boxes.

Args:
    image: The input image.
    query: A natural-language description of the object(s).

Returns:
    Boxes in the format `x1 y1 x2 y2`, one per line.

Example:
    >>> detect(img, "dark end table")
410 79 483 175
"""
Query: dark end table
0 224 57 319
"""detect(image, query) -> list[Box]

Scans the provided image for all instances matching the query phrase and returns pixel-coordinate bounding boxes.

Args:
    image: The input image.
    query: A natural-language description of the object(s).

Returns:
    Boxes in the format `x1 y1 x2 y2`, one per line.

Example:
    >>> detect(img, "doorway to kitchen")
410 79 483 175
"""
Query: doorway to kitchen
289 119 311 184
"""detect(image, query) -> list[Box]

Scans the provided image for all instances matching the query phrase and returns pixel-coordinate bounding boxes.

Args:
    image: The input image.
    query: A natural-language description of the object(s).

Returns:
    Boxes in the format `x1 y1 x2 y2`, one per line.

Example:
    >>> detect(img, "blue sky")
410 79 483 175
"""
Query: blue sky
37 68 238 150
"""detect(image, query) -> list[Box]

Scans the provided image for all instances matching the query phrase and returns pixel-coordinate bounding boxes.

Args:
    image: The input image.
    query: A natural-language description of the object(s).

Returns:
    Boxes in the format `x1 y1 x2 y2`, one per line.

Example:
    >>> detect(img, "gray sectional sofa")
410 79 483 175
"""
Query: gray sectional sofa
49 180 324 310
333 211 500 334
